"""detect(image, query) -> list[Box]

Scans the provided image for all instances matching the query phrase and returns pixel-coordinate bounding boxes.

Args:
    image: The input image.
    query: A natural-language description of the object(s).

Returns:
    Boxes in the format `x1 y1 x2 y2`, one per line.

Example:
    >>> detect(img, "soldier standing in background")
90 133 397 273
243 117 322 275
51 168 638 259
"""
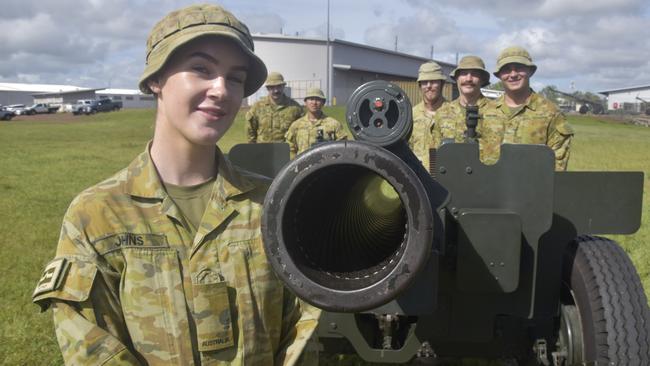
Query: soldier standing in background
408 61 447 169
432 55 498 162
32 4 318 365
246 71 303 143
482 46 574 170
433 55 491 144
285 87 349 158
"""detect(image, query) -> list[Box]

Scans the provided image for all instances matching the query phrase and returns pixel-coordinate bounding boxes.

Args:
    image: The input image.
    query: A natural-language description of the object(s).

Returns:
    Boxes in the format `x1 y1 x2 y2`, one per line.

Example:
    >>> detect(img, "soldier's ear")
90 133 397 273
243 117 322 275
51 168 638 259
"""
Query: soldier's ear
147 77 162 95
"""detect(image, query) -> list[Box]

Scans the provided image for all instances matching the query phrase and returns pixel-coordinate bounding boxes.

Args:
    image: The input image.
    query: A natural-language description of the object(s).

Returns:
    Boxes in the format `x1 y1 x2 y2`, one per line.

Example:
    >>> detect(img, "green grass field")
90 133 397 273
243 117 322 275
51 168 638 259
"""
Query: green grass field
0 109 647 364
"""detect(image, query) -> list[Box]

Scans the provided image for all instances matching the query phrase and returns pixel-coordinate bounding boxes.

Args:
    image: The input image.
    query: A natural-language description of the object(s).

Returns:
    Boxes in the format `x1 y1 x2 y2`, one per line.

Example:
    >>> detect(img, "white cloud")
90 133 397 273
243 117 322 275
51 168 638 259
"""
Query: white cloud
364 8 478 61
0 0 648 92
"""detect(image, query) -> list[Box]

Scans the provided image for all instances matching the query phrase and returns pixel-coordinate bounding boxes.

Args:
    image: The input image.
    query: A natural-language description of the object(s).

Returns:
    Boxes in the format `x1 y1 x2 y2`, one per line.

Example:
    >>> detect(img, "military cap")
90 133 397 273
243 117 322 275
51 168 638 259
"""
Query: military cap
304 87 325 101
417 61 446 82
493 46 537 77
138 3 267 97
450 55 491 87
265 72 286 87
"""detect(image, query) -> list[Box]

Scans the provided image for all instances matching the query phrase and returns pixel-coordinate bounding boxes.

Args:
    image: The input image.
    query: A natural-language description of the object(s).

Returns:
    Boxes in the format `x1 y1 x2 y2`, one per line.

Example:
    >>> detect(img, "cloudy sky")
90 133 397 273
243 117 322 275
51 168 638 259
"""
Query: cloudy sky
1 0 649 94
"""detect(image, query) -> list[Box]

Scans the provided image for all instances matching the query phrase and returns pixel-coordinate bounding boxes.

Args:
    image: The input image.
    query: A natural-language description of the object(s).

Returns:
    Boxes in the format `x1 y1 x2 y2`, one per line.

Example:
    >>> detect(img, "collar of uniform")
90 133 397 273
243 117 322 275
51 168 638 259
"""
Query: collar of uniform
306 113 327 124
124 143 167 199
477 95 489 108
495 94 505 109
525 91 540 111
123 143 255 201
495 91 536 112
212 148 256 201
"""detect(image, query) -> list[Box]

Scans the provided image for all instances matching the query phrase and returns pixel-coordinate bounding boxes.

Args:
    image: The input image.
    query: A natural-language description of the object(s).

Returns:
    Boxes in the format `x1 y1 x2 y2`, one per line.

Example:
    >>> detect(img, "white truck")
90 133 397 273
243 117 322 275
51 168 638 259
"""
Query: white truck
24 103 60 114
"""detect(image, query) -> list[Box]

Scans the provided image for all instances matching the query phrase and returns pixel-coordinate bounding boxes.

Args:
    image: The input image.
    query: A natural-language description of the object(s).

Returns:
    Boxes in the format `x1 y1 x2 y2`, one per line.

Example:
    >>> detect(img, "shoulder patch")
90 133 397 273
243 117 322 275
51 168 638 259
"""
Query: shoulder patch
33 258 70 297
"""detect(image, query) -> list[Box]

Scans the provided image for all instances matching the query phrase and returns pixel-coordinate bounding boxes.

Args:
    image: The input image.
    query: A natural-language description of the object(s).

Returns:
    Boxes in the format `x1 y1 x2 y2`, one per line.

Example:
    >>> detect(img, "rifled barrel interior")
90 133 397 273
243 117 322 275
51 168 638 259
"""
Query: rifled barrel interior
282 164 407 291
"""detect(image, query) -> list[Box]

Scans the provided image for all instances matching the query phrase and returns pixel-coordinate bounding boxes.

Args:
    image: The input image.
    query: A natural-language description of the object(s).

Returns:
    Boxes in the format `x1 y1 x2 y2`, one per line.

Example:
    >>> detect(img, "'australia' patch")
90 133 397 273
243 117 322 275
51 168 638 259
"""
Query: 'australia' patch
93 233 169 254
33 258 69 297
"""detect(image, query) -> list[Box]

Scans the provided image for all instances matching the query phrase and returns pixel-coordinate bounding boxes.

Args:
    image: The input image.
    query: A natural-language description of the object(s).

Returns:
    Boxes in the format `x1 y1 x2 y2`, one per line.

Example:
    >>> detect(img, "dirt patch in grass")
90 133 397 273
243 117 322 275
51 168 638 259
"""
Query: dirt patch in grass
10 112 94 122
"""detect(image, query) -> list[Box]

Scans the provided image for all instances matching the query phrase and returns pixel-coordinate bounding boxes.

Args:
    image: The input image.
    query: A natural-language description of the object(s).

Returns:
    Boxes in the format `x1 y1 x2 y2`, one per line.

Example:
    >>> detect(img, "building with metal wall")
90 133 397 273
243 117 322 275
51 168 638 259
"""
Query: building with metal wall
0 83 87 106
250 35 457 106
1 83 155 110
598 84 650 113
32 89 103 108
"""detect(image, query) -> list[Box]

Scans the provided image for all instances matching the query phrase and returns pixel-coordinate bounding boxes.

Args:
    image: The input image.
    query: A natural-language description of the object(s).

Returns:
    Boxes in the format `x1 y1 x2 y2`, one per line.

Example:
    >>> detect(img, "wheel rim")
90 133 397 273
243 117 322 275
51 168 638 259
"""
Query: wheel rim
556 290 585 365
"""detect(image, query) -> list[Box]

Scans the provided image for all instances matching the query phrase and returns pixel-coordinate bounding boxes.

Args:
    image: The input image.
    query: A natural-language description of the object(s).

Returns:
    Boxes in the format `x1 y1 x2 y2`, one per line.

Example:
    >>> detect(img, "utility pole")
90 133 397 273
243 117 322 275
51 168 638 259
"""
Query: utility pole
326 0 331 105
430 45 434 59
394 35 398 52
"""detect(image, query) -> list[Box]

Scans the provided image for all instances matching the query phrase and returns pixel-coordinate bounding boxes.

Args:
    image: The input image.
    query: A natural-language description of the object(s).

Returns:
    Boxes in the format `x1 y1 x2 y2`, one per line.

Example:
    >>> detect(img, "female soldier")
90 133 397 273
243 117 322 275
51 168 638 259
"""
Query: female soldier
32 4 317 365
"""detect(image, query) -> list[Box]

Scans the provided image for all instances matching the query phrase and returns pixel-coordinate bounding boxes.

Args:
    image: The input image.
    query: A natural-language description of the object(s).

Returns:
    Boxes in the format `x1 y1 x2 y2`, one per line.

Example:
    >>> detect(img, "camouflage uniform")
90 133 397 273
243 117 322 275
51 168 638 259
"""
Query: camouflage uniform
481 92 574 170
32 146 319 365
408 100 446 169
246 95 303 143
432 96 499 163
285 114 349 158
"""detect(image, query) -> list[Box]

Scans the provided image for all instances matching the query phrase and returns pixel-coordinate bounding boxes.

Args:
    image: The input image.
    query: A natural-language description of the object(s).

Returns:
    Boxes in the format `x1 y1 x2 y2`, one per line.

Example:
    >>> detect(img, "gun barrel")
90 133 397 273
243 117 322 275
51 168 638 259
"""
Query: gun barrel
262 141 435 312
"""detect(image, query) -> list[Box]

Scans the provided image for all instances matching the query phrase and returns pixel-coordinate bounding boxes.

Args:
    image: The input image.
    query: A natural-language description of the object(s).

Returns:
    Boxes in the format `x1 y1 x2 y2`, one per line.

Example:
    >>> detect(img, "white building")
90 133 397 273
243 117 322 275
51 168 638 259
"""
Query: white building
598 84 650 113
0 82 88 107
250 35 457 106
0 82 155 110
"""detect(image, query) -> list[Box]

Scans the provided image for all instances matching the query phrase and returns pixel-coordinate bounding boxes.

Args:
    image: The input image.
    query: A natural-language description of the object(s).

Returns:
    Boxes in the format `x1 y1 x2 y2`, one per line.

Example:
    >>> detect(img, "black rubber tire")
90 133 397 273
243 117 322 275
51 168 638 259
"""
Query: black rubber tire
562 235 650 364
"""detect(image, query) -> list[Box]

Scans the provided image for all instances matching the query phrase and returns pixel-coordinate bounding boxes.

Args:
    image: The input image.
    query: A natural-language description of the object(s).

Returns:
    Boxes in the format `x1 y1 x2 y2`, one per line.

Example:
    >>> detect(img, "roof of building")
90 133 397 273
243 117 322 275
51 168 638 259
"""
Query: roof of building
252 34 456 68
33 88 103 96
98 88 143 95
0 82 87 93
598 84 650 95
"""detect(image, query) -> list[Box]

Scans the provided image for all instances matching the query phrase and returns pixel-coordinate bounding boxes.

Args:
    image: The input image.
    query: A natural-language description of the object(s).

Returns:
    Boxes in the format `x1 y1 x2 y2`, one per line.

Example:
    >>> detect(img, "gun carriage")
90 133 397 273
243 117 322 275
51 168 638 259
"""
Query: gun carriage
231 81 649 365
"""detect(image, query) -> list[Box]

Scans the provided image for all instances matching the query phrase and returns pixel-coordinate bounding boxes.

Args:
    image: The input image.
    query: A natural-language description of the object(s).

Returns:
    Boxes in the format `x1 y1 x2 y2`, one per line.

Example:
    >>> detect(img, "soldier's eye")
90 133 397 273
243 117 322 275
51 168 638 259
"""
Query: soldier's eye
191 65 210 75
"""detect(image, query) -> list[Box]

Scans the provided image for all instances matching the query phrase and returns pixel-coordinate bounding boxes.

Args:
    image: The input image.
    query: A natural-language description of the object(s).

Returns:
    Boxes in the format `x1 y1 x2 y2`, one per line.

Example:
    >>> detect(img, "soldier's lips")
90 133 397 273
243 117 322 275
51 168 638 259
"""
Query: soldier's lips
197 107 227 120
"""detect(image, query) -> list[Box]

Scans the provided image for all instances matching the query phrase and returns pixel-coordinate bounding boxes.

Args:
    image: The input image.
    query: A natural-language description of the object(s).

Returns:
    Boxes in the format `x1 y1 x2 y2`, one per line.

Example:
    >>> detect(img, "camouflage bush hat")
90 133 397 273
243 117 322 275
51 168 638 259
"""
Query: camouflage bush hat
493 46 537 77
450 55 491 87
265 72 286 87
417 61 446 82
138 3 267 97
304 87 325 101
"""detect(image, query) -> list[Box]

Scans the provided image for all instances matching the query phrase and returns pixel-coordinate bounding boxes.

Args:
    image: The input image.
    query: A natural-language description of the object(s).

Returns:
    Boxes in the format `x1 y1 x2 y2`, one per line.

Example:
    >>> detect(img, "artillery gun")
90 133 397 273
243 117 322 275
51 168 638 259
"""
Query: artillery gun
549 88 605 115
231 81 649 365
636 96 650 116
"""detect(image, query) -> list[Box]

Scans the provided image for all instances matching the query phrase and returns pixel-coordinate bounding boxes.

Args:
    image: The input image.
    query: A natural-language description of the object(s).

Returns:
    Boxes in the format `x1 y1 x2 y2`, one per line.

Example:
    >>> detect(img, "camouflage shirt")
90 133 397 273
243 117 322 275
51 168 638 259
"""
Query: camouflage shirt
32 146 319 365
408 100 446 170
284 113 349 158
246 95 303 143
432 96 498 163
482 92 574 170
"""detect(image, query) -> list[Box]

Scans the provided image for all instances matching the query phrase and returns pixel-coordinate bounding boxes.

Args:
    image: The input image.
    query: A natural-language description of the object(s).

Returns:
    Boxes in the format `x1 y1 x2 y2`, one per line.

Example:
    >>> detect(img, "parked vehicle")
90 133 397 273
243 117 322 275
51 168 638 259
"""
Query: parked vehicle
24 103 60 114
0 108 15 121
5 104 28 115
72 98 123 115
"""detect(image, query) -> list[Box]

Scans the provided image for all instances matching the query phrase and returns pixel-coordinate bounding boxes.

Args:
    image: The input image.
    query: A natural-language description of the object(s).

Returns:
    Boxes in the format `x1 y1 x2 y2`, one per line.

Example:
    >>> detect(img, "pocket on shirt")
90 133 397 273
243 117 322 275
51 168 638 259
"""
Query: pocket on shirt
296 130 311 151
516 118 549 143
121 248 190 357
